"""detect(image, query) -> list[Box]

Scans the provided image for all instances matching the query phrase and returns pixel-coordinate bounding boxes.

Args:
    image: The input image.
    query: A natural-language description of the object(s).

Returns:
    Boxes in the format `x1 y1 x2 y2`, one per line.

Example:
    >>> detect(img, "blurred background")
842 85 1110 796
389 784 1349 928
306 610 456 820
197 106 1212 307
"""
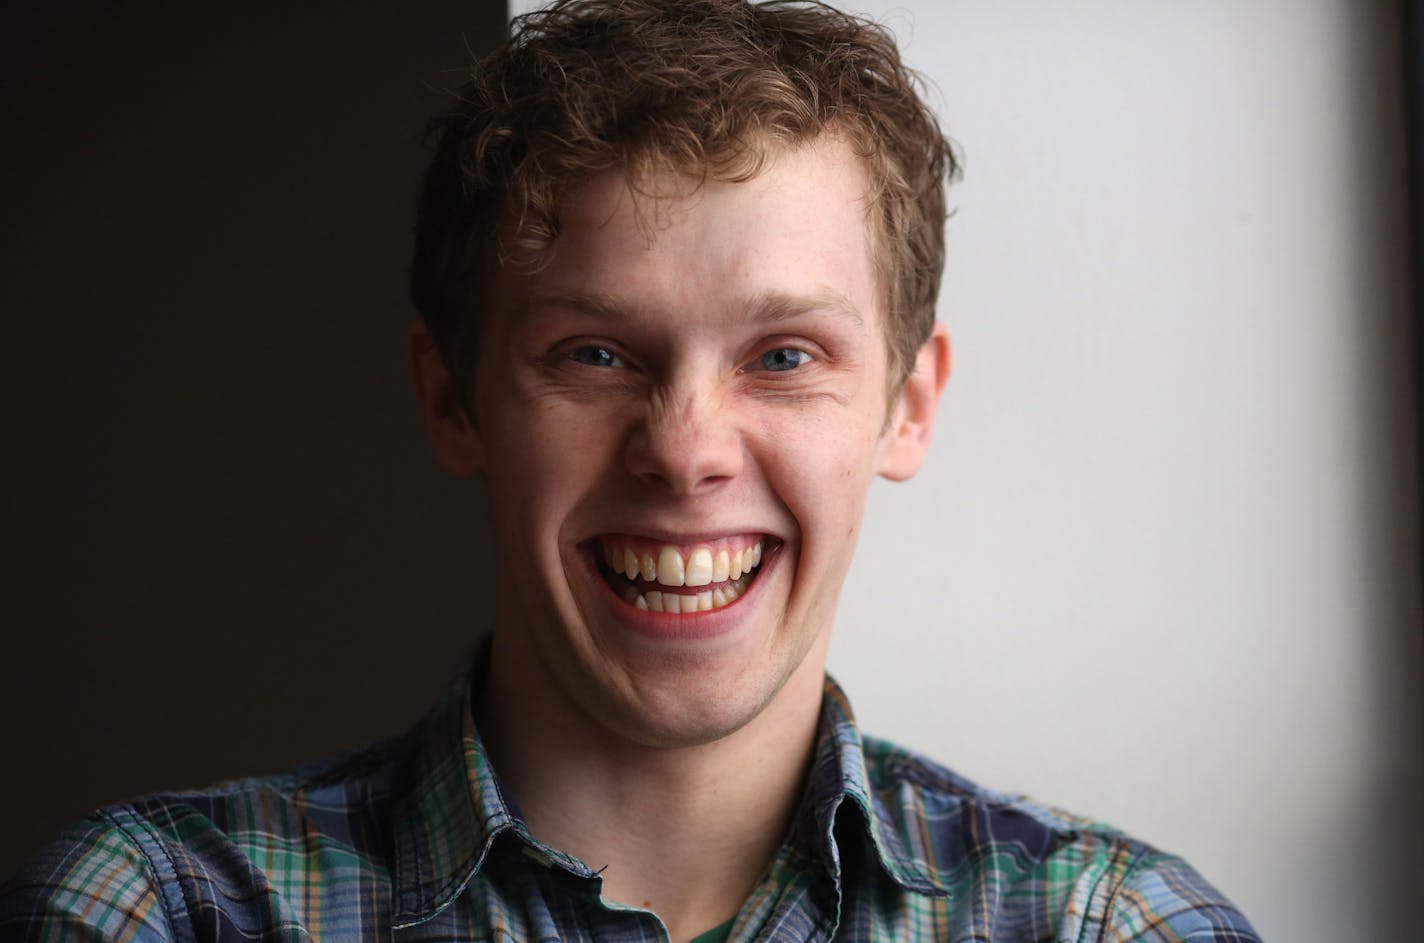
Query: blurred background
6 2 1422 940
1 0 508 877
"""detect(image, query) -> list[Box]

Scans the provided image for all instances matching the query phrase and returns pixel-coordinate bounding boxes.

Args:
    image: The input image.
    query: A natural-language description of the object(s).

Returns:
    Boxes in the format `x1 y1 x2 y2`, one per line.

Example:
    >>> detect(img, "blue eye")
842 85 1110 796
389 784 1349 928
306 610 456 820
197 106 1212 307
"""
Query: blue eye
568 345 624 368
758 348 812 372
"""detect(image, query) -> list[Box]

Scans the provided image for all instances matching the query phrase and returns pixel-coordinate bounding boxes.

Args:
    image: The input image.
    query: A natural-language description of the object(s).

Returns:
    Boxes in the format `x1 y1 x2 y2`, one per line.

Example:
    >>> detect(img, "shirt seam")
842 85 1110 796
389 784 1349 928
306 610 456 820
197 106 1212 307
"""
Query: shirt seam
98 805 191 943
1093 850 1254 940
1074 839 1146 943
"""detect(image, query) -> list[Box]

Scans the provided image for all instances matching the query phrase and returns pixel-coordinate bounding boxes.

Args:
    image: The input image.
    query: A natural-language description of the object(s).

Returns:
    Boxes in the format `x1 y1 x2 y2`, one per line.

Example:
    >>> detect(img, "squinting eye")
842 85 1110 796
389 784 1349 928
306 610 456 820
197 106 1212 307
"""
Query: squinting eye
758 348 813 372
568 345 624 368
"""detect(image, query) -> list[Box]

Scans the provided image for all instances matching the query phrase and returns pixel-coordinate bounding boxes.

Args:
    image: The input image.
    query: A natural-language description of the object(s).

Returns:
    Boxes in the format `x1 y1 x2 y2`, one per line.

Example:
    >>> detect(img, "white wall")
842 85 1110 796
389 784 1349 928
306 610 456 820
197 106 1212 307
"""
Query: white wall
828 3 1422 940
511 2 1424 938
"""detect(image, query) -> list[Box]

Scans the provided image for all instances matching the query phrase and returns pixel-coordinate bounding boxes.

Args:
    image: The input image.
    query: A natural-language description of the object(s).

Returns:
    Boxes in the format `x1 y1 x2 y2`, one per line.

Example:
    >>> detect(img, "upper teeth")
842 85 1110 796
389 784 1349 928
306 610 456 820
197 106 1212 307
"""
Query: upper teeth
602 539 764 588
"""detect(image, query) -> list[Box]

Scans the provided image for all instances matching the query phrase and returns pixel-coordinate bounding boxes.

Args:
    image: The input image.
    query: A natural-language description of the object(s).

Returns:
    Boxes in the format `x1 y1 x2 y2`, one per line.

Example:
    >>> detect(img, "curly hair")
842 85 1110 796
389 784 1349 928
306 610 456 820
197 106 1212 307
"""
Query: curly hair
410 0 958 390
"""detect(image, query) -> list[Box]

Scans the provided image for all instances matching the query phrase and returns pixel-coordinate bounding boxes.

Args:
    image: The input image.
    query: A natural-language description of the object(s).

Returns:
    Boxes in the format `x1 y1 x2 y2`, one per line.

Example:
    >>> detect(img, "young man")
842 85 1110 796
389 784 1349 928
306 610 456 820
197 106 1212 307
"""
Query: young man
1 1 1259 941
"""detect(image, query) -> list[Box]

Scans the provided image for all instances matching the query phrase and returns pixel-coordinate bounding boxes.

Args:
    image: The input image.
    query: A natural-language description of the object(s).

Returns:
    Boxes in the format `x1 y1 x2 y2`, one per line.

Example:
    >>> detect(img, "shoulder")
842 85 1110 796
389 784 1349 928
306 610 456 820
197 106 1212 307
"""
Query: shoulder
0 806 178 942
0 738 402 942
858 734 1261 942
857 732 1093 869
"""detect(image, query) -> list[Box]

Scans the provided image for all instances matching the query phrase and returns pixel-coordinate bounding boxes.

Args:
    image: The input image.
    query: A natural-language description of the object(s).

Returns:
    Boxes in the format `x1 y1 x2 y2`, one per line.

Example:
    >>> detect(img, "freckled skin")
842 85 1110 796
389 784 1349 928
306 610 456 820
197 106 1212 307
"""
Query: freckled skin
430 137 945 750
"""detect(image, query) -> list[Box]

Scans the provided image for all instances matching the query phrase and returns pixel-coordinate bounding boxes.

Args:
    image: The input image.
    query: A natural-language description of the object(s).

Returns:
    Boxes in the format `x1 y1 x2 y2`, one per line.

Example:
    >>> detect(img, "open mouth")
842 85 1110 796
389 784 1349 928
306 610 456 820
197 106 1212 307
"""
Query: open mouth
593 534 774 613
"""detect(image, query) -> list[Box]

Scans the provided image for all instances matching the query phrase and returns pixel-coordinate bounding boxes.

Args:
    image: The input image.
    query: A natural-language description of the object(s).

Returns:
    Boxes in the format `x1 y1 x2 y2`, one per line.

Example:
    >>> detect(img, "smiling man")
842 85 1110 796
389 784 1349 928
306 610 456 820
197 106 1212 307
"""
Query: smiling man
411 136 942 940
0 1 1259 941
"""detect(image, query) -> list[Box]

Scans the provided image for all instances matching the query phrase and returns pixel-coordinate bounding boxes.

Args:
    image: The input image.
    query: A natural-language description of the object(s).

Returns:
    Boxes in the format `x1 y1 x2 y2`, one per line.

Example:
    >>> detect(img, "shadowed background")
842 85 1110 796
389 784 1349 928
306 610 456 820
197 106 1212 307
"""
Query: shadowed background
1 2 505 875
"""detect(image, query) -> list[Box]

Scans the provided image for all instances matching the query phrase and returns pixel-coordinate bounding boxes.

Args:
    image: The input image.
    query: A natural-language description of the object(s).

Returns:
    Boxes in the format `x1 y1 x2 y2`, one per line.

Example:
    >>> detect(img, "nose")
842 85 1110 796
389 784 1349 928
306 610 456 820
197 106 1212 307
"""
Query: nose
624 381 742 495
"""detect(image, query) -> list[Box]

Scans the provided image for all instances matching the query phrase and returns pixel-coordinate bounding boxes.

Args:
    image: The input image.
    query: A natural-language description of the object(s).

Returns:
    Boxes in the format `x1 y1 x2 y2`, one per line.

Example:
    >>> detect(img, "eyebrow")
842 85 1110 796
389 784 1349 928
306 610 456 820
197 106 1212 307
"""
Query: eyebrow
744 289 865 329
514 291 636 324
517 288 865 328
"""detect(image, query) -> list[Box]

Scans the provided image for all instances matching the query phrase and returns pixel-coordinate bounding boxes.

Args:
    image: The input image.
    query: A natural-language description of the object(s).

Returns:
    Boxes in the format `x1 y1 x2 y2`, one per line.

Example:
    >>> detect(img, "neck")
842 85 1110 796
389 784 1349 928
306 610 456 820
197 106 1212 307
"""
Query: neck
474 632 828 943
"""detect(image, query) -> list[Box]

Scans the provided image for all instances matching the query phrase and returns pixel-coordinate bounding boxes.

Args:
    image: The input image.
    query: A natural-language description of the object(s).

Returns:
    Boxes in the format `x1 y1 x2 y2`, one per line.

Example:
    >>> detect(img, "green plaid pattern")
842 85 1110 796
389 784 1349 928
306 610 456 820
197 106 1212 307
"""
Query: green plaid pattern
1 652 1258 941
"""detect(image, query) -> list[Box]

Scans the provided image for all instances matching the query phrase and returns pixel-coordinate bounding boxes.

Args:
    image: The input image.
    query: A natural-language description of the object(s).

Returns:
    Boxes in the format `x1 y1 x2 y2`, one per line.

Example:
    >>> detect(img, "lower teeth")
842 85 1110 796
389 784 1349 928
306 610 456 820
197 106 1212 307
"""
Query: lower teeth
617 574 751 612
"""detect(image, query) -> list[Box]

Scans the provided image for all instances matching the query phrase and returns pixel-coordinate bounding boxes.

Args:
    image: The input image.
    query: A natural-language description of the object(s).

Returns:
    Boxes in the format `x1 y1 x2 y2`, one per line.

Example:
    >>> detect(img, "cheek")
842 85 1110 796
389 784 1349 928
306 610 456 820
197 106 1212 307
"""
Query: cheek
758 407 881 532
488 378 617 464
483 403 605 528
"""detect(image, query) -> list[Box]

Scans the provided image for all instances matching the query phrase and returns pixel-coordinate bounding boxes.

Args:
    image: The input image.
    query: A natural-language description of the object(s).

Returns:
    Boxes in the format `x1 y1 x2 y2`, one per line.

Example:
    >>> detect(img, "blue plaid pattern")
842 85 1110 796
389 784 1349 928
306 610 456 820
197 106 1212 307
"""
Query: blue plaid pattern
1 652 1258 941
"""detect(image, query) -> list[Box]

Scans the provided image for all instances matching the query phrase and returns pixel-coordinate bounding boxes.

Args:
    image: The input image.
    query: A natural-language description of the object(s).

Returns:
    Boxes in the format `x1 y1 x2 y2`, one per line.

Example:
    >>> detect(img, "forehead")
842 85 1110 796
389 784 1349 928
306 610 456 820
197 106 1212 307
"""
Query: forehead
495 137 884 334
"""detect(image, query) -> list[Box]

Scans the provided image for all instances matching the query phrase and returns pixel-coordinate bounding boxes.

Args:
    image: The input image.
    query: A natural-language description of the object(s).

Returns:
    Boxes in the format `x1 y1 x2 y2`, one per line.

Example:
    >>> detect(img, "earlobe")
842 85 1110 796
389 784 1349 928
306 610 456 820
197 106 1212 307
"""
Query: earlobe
407 321 484 476
877 321 951 482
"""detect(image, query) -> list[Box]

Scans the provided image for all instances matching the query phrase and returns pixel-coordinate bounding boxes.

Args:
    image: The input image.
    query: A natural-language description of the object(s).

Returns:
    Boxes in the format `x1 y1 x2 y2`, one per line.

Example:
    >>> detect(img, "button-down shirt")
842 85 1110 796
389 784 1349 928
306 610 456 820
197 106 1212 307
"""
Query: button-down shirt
0 651 1259 942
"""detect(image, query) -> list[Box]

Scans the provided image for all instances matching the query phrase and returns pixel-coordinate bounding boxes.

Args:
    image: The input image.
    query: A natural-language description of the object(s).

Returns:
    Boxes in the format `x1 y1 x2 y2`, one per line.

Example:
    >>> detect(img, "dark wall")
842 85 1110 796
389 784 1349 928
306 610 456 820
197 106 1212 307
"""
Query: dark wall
0 3 507 875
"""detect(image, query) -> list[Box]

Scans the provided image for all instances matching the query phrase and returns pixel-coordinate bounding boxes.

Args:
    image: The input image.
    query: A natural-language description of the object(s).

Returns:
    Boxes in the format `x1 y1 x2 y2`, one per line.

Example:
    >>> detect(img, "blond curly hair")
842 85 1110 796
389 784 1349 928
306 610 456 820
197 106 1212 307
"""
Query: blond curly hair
410 0 958 389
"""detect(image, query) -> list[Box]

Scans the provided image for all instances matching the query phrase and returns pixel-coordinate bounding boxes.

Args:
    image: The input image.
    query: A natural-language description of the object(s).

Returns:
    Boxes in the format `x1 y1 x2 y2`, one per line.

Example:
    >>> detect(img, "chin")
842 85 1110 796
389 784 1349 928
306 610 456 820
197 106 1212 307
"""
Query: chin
561 606 821 751
586 670 786 749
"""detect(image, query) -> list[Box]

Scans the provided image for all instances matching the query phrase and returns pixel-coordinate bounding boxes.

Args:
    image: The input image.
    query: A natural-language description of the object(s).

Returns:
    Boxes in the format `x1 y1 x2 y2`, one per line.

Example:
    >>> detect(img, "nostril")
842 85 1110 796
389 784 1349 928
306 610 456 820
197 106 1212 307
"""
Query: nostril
623 425 742 494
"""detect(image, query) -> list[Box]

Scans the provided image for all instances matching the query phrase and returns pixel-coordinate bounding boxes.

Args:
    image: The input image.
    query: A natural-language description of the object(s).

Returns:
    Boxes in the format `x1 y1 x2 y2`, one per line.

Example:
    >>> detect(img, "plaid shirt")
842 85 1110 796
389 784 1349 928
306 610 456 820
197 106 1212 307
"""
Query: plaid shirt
1 652 1258 942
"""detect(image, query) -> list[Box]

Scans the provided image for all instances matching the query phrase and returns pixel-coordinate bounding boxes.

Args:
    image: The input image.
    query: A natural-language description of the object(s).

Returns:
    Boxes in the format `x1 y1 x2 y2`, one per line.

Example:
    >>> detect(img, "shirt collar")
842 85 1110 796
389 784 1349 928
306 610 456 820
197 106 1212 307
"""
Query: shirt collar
388 646 512 928
390 648 949 927
802 677 954 898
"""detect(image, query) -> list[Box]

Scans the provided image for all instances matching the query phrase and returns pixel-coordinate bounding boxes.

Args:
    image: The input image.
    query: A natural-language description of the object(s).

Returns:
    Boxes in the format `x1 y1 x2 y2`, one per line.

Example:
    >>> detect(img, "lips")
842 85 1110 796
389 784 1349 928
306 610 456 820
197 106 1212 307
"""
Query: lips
593 534 770 613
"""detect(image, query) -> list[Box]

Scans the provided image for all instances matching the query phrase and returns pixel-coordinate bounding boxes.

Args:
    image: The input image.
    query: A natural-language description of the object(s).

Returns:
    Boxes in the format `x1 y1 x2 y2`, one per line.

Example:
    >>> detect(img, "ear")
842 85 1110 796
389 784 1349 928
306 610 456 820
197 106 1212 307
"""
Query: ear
407 321 484 476
877 321 952 482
